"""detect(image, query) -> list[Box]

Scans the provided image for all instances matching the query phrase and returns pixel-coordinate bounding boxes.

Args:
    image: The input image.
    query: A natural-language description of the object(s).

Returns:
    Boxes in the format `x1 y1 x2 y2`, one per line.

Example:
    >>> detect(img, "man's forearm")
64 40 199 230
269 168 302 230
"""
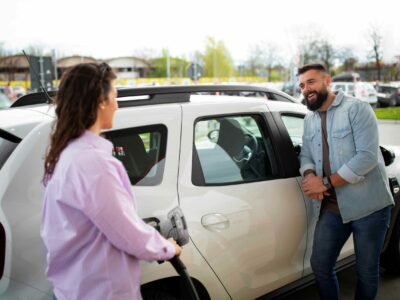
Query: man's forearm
329 172 349 188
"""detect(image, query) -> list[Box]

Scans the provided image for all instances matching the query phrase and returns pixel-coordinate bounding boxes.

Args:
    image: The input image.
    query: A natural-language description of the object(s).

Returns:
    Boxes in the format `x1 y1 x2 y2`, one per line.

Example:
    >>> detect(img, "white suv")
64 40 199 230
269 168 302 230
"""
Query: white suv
0 85 399 300
331 81 378 107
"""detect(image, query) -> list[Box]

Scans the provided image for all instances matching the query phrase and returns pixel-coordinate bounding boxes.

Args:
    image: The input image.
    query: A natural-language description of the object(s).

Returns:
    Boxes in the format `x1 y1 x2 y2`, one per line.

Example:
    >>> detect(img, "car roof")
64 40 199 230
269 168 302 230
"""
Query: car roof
2 85 307 140
11 84 297 108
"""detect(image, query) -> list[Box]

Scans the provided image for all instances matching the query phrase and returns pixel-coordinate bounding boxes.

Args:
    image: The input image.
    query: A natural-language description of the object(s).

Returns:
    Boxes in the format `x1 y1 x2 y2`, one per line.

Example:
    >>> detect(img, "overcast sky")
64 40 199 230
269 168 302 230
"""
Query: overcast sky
1 0 399 65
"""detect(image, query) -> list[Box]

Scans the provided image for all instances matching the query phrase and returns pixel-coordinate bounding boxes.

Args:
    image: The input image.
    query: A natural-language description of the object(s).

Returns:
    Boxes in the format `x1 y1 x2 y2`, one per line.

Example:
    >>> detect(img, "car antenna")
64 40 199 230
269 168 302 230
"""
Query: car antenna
22 50 54 104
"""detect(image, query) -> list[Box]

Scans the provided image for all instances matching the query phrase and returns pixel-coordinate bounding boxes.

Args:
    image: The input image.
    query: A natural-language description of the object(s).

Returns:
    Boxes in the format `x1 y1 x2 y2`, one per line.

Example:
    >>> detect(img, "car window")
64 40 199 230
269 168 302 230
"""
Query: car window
104 124 167 186
0 137 18 170
281 114 305 156
270 93 294 103
192 114 278 185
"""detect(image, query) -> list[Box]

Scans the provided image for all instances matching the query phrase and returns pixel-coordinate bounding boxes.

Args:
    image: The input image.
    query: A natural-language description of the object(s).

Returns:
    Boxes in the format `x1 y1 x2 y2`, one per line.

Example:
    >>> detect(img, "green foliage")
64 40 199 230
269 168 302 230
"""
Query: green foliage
375 107 400 120
299 38 335 73
148 49 190 78
202 37 235 77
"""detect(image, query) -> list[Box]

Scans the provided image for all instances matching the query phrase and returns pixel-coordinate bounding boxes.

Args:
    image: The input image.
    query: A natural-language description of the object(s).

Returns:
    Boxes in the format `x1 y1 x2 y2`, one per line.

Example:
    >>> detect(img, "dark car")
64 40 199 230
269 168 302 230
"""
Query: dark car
376 83 400 107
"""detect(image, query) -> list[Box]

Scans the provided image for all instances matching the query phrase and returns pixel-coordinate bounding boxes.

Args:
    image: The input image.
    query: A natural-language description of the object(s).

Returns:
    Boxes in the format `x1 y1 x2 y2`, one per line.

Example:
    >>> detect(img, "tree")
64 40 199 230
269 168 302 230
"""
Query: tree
148 49 190 78
202 37 235 78
318 41 335 73
297 33 336 73
246 43 282 80
336 47 358 72
368 25 383 81
246 44 265 76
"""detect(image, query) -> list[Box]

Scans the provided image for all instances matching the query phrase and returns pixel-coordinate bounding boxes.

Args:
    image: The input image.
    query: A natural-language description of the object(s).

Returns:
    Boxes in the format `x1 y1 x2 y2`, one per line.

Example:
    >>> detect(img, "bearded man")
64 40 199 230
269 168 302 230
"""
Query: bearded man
298 63 394 300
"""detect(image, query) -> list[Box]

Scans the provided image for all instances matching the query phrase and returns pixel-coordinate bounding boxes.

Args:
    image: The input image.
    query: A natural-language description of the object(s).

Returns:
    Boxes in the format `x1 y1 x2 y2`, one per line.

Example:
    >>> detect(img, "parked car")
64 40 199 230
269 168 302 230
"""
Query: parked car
376 83 400 107
1 85 399 300
330 82 378 107
282 81 301 98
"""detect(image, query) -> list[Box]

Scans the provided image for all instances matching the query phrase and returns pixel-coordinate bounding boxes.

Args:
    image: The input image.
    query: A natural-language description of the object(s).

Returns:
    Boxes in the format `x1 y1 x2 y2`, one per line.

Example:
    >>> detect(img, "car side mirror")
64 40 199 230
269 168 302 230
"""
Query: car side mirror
380 146 395 166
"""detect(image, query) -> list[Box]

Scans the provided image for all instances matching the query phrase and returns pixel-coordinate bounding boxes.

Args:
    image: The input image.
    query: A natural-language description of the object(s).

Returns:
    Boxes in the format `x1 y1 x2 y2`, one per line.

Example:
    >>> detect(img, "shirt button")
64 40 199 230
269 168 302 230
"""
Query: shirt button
318 144 321 146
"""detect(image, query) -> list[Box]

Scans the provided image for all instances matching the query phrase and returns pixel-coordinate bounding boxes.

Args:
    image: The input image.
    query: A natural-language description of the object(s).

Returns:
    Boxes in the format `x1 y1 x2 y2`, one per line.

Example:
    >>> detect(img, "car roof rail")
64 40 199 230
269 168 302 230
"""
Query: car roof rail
0 128 22 143
11 90 57 107
11 84 275 108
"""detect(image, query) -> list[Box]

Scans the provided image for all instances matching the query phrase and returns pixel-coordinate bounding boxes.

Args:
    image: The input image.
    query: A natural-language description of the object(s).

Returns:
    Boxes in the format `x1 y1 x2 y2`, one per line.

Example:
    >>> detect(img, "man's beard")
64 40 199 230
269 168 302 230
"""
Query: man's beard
304 85 329 111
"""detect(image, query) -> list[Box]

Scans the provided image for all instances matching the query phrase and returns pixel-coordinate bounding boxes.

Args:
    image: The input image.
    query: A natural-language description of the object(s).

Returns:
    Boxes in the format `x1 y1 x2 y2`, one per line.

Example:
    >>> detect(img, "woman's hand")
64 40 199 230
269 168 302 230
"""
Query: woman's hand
169 239 182 256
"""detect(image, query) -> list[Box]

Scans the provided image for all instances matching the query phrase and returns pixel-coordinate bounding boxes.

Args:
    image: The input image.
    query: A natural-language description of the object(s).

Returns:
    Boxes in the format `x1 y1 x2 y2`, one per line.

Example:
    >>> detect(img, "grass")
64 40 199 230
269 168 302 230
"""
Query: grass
374 107 400 120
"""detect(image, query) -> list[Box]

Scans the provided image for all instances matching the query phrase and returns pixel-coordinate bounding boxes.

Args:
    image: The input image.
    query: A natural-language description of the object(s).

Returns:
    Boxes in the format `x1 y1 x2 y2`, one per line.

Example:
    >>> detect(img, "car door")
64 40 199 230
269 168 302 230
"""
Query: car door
276 112 355 275
104 104 182 222
178 99 307 299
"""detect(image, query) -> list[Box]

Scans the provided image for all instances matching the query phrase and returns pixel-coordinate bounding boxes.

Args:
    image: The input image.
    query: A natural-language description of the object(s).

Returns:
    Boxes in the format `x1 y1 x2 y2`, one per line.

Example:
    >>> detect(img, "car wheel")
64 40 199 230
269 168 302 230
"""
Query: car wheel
381 216 400 274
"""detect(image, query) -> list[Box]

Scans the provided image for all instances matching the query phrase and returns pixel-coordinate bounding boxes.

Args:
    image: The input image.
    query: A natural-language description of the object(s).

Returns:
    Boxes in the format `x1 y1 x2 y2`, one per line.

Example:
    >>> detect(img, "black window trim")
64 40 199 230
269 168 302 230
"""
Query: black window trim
271 111 307 178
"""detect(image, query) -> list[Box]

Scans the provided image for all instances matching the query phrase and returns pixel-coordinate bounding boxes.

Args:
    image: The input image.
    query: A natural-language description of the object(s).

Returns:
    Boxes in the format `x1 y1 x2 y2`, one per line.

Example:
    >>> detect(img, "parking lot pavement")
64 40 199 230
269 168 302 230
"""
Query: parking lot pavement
283 266 400 299
378 121 400 146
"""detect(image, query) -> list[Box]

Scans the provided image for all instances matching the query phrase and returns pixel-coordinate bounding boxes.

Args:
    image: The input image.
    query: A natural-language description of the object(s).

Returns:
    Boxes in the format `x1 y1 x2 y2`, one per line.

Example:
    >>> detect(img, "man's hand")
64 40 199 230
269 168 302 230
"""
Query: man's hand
302 173 329 201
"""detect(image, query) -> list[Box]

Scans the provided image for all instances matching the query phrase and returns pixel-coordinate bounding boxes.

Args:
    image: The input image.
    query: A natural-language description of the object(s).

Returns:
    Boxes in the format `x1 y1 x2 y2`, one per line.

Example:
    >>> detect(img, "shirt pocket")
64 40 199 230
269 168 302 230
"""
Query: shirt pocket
332 127 355 158
303 132 317 157
332 127 352 139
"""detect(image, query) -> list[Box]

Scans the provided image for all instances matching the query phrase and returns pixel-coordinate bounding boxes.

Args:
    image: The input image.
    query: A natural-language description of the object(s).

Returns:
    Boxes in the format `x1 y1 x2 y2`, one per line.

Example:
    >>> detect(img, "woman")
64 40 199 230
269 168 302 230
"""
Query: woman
41 63 181 300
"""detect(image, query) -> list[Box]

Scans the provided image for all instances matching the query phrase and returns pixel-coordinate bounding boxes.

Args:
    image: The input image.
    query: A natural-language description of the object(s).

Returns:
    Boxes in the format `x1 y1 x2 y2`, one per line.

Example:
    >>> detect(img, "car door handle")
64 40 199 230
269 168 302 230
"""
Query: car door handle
201 213 230 232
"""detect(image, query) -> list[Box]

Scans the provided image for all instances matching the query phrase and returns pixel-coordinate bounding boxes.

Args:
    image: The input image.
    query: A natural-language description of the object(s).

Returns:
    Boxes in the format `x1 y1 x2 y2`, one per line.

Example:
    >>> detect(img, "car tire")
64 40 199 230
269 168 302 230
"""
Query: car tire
381 216 400 274
142 290 178 300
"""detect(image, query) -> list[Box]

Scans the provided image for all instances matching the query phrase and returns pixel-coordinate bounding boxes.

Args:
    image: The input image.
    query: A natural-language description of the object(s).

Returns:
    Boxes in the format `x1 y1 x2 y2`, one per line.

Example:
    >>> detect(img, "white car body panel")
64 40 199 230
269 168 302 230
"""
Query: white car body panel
0 120 53 299
331 82 378 105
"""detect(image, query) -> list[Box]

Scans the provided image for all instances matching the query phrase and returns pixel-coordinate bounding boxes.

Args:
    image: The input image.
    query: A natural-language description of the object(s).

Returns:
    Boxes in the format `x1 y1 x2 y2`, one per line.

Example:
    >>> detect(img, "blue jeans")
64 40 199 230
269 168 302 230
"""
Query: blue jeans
310 206 391 300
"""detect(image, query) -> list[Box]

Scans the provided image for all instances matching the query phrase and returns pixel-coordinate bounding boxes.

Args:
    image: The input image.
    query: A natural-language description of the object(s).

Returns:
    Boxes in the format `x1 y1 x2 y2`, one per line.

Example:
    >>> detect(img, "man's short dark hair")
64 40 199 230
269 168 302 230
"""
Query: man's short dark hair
297 63 327 76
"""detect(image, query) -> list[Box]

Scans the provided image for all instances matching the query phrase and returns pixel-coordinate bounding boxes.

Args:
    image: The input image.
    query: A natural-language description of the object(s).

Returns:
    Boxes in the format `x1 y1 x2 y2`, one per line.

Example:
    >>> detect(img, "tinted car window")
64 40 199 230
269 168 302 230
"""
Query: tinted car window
193 114 278 185
0 137 18 170
104 125 167 186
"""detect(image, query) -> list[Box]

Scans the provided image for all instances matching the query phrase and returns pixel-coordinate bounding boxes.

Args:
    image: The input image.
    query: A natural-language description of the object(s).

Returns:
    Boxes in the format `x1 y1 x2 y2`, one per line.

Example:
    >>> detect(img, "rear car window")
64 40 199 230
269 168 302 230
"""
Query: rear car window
104 125 167 186
0 137 19 170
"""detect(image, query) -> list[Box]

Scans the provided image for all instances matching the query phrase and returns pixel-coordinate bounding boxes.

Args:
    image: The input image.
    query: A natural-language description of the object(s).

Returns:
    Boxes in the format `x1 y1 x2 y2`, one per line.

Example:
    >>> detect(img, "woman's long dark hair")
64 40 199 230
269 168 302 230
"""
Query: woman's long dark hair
43 63 116 184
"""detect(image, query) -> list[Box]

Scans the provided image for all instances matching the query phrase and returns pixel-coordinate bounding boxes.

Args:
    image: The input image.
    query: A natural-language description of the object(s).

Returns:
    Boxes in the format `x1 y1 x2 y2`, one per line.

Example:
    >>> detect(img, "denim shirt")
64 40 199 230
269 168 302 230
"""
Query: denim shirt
300 90 394 223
